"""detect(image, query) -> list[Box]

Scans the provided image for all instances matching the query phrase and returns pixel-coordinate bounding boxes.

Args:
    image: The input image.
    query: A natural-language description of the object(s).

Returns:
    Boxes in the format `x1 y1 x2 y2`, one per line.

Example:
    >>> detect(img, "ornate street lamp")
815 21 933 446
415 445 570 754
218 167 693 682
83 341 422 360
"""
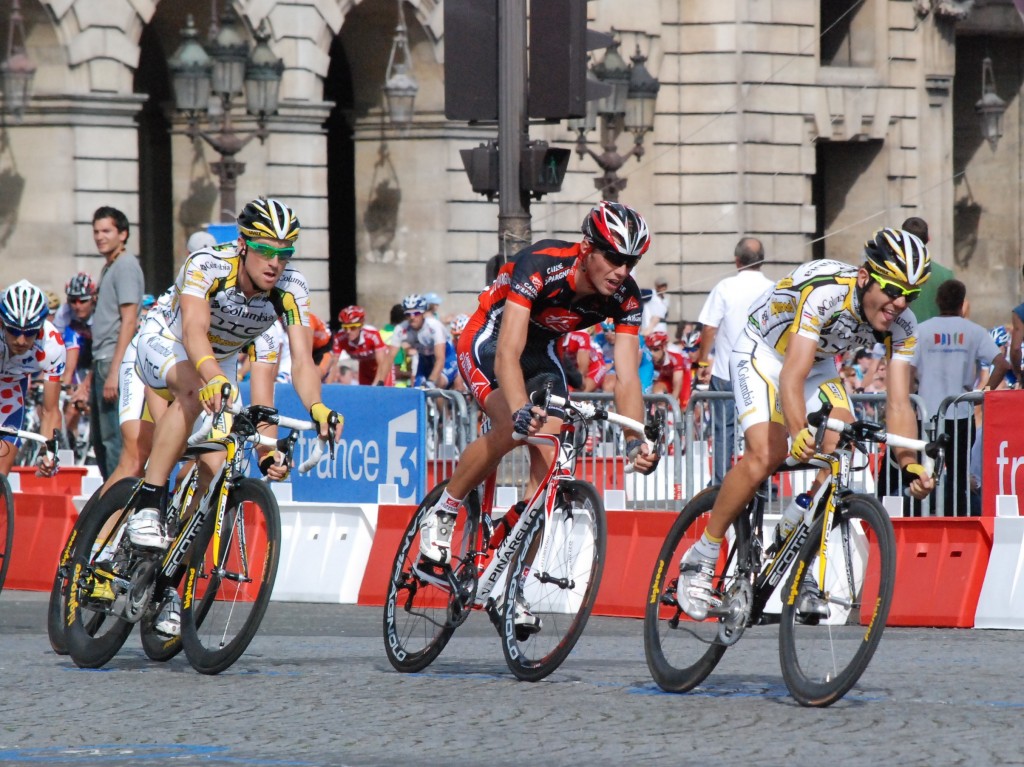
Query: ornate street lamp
571 42 660 201
1 0 36 122
382 0 419 127
975 56 1007 152
169 9 283 221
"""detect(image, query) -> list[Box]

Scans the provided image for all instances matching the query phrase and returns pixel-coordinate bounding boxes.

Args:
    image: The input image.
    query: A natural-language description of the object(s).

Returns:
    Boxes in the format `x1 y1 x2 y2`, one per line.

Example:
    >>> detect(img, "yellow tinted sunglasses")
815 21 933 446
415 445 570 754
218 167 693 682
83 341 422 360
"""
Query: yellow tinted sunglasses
870 273 920 303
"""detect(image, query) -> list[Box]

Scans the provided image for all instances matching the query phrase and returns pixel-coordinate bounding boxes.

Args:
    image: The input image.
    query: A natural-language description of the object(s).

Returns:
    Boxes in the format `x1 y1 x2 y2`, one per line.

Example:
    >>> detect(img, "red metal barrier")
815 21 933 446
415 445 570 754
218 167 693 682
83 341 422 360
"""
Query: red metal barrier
6 491 78 591
863 517 994 627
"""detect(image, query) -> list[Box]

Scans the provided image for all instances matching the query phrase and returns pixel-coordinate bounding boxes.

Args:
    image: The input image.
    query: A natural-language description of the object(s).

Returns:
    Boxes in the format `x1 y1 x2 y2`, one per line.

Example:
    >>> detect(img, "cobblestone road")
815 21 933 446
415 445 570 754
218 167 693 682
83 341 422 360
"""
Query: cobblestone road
1 591 1022 766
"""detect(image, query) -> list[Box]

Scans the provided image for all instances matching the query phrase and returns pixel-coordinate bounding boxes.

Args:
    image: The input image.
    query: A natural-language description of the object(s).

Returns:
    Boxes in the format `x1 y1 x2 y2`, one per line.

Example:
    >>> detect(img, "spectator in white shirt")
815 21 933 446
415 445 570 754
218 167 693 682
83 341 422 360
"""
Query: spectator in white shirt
695 237 774 485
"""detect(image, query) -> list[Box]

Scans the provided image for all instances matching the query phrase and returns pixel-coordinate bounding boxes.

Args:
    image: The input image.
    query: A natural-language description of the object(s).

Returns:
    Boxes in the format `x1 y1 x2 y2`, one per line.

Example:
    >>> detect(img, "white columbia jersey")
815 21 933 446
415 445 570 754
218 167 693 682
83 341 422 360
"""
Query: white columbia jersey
164 247 310 359
746 260 918 364
391 315 448 357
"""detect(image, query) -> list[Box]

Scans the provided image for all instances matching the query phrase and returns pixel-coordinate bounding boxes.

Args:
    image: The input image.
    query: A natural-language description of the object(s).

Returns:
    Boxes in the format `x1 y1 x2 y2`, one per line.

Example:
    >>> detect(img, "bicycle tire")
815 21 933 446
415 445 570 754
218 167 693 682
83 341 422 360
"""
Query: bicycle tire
64 483 142 668
778 493 896 707
47 478 137 655
0 475 13 597
501 480 606 682
644 486 741 693
180 478 281 675
383 480 480 673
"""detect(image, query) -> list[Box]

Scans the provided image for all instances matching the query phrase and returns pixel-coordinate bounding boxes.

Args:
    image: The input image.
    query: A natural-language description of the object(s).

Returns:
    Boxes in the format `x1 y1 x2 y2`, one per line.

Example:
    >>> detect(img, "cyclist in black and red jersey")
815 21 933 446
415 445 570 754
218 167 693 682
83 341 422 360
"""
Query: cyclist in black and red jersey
419 201 661 629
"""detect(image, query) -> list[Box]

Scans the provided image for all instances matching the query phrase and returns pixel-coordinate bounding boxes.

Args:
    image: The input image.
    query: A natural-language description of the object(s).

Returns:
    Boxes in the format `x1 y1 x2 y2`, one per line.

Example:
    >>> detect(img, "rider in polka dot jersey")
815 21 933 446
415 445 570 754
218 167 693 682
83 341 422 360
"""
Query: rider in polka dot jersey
0 280 66 476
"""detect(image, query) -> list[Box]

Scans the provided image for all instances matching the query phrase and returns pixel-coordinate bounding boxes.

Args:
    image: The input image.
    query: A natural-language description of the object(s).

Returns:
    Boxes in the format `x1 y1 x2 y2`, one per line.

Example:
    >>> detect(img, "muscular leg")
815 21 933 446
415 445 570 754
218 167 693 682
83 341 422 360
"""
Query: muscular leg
142 361 204 487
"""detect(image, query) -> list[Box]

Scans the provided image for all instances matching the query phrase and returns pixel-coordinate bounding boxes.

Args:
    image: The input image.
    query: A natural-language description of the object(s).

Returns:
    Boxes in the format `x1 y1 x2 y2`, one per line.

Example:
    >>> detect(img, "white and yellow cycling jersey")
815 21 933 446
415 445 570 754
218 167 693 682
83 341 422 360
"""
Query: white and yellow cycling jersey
746 259 917 365
162 246 310 359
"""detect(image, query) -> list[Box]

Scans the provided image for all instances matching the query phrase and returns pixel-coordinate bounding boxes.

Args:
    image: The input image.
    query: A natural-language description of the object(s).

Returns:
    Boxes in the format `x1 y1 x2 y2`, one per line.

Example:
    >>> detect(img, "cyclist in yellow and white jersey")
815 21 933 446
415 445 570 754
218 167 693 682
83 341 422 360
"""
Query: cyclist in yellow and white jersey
125 198 343 553
677 228 937 621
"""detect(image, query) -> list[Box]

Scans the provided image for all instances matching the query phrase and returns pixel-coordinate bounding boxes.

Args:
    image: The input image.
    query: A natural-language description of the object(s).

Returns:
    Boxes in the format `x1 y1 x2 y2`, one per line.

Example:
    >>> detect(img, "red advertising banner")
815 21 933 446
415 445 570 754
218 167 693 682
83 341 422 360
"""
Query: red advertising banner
981 390 1024 516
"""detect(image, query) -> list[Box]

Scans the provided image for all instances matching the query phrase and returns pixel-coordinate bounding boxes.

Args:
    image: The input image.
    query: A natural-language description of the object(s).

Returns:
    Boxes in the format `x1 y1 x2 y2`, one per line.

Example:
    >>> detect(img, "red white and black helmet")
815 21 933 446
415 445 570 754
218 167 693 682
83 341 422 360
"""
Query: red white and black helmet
645 331 669 351
338 305 366 326
581 201 651 258
65 272 97 299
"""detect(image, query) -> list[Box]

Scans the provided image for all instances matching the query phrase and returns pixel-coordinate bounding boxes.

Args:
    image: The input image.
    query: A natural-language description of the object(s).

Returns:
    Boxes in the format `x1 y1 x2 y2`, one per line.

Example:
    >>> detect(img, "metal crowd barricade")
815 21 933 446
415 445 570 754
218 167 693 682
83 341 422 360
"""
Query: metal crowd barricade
422 389 474 484
932 390 984 517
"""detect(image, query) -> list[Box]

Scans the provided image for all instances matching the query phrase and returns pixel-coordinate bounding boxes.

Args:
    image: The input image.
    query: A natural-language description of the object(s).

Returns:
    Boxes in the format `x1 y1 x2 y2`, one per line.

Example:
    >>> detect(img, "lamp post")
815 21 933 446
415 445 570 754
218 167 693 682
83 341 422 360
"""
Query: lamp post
382 0 418 127
169 9 283 221
975 56 1006 152
1 0 35 123
570 42 659 201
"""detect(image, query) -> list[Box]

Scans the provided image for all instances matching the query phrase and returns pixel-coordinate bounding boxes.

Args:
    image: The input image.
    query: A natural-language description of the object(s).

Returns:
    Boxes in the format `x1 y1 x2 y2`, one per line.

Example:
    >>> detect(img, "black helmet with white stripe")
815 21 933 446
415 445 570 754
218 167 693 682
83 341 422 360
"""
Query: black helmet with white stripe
863 227 930 287
237 197 300 243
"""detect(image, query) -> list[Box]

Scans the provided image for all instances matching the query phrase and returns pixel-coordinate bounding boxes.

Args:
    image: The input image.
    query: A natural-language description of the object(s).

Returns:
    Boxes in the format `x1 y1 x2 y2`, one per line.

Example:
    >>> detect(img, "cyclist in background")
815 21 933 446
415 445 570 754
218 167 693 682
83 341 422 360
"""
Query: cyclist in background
557 328 606 393
61 273 96 451
646 331 690 408
331 305 393 386
390 294 457 389
676 228 937 621
0 281 66 477
417 201 660 633
125 197 343 554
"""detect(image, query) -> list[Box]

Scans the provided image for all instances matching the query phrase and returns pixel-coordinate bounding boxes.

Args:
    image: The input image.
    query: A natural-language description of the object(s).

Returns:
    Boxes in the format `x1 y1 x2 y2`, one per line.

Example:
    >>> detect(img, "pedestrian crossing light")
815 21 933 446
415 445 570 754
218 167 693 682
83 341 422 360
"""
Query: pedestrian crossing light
521 141 571 199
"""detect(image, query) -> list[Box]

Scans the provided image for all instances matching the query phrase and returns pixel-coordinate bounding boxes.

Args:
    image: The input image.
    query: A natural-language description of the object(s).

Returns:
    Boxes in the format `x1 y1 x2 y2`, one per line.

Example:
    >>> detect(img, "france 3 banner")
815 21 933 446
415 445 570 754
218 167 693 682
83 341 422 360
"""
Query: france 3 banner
981 390 1024 516
238 383 427 504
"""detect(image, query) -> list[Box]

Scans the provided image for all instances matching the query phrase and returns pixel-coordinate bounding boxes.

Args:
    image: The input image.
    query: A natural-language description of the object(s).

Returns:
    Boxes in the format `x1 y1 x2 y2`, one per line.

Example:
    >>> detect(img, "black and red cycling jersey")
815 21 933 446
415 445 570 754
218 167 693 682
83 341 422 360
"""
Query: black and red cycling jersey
468 240 643 343
458 240 643 408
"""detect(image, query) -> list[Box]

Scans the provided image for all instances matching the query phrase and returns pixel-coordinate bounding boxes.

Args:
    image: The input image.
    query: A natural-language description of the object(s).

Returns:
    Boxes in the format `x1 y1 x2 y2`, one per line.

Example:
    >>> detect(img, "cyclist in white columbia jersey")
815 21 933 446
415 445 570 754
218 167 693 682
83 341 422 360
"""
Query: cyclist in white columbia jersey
126 198 343 562
676 228 938 622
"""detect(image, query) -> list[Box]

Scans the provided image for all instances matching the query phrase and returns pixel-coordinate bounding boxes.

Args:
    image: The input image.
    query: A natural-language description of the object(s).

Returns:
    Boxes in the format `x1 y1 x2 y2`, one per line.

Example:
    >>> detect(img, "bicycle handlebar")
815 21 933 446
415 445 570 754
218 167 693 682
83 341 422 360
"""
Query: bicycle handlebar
0 425 59 474
185 392 329 476
803 410 943 477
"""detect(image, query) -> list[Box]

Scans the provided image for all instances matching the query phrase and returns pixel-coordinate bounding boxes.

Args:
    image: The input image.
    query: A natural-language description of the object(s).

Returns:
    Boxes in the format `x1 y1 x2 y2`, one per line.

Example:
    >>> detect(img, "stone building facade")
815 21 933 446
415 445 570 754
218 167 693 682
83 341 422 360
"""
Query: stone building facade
0 0 1020 328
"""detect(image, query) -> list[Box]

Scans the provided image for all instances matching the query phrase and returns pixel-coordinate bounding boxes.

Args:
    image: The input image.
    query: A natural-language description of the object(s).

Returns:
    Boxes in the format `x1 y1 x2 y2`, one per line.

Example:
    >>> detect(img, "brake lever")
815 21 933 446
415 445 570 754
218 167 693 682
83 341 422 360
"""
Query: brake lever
326 411 339 462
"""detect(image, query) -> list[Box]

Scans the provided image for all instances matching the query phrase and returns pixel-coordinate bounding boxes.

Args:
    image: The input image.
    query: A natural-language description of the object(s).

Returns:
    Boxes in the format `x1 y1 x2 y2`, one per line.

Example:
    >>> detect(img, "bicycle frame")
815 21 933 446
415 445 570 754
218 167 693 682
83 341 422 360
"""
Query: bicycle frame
724 419 936 629
416 423 581 611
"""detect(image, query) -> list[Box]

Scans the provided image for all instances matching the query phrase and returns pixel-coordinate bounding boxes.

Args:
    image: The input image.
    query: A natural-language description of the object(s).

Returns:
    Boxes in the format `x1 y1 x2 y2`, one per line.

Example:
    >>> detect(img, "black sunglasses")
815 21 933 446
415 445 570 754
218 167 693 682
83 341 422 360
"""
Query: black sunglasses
600 250 641 271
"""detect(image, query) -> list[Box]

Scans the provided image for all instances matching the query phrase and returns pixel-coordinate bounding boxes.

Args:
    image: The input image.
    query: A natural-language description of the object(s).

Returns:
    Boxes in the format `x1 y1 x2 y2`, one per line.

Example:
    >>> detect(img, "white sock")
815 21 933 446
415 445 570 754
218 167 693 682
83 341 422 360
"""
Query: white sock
693 532 722 561
435 490 461 516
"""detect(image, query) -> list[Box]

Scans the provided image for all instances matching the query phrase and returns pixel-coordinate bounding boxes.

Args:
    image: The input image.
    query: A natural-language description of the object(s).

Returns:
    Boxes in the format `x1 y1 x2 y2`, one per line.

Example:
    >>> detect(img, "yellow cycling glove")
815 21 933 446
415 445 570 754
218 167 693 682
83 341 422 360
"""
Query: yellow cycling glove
199 374 233 406
789 426 815 462
310 402 343 434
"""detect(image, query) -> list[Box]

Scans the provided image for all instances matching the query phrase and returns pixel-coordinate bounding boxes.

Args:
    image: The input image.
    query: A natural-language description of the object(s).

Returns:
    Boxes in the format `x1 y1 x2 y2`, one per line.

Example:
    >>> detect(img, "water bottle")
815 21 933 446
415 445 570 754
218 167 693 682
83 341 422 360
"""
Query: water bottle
488 501 525 549
776 492 812 544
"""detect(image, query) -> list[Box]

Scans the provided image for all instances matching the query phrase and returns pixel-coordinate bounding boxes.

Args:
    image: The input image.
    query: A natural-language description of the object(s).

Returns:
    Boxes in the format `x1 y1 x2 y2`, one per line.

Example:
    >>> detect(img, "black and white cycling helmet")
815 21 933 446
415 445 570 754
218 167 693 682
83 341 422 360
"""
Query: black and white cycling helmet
1 279 49 331
581 201 651 257
863 227 931 287
65 272 97 299
402 294 427 313
237 197 300 242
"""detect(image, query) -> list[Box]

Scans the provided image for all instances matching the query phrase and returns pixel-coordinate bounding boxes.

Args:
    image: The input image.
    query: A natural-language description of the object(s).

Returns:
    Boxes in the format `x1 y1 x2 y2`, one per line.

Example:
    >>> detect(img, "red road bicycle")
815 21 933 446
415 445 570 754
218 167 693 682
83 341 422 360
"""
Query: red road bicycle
384 391 662 681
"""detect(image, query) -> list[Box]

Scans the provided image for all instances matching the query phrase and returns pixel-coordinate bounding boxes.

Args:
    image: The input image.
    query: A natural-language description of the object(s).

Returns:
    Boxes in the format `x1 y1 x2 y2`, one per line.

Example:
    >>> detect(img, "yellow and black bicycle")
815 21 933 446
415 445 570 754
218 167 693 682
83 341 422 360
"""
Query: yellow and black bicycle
644 404 947 707
62 395 330 674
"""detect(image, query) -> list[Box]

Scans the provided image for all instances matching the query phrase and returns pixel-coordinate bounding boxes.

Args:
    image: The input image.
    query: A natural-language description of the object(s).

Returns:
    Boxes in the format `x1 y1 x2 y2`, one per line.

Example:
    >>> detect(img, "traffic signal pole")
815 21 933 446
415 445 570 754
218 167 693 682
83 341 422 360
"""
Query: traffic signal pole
497 0 531 257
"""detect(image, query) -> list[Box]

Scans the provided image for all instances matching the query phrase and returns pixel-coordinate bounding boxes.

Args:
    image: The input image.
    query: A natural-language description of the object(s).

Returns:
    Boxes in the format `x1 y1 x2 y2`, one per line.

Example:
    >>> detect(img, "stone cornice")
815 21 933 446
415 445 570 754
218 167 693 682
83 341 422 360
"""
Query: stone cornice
0 92 147 128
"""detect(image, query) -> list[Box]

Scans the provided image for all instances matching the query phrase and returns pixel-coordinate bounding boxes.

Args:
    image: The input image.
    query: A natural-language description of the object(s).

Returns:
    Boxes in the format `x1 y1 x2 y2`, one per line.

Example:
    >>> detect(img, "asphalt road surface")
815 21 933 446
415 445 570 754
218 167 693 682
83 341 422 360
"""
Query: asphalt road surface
1 591 1022 766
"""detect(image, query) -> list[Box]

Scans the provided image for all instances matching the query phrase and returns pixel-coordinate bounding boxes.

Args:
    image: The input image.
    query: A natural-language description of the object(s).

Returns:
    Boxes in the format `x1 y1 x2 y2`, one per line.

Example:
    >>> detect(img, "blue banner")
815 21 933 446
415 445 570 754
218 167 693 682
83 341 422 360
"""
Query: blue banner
238 383 426 504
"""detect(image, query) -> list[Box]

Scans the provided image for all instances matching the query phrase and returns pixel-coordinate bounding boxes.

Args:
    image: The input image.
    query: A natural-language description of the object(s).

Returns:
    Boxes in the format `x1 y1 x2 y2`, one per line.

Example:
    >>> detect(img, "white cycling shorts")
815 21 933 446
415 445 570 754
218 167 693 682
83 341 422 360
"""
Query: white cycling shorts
730 329 851 434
